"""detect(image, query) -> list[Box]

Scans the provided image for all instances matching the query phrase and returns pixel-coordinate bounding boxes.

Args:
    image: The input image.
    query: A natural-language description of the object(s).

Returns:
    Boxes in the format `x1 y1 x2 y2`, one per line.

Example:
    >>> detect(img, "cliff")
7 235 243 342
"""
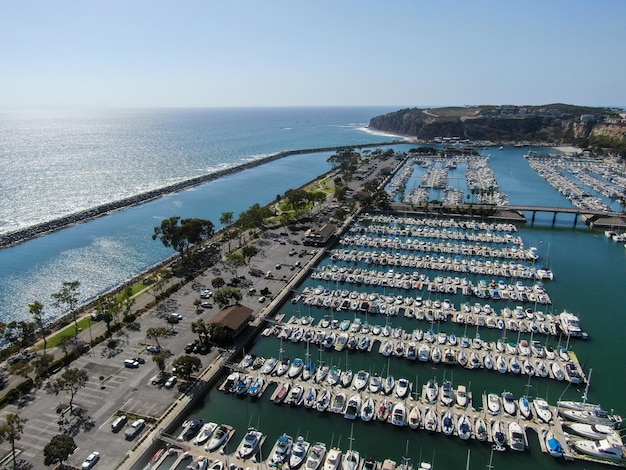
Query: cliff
369 104 625 153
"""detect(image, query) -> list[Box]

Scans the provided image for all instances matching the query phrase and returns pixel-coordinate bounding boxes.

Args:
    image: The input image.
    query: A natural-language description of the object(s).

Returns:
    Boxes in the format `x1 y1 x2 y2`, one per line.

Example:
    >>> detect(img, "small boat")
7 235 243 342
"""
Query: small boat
518 396 532 420
305 443 327 470
271 382 290 404
182 419 204 441
457 414 472 440
487 393 501 415
290 436 311 469
563 422 617 440
288 358 305 378
532 398 553 423
395 378 410 399
353 370 369 391
268 434 293 467
382 459 397 470
205 424 233 452
247 377 265 397
508 421 526 451
275 358 290 377
316 389 331 412
330 392 347 414
326 366 341 387
342 450 360 470
455 385 469 408
288 384 305 406
559 407 622 427
423 407 437 432
383 376 395 395
492 420 506 451
323 447 343 470
314 365 329 384
551 362 565 381
423 380 438 404
391 401 406 426
474 416 488 441
302 362 316 381
440 380 454 407
431 346 442 363
502 391 517 416
236 427 263 459
557 400 603 412
441 410 455 435
303 387 317 408
368 374 382 394
340 369 354 388
377 399 391 422
193 421 218 445
261 357 278 375
360 396 375 422
570 435 626 462
408 406 421 429
344 394 361 420
545 430 564 458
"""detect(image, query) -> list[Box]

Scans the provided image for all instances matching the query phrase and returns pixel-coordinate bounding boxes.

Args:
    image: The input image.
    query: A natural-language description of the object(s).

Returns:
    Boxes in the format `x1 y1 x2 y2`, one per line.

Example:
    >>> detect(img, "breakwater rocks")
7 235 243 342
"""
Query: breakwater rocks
0 141 403 249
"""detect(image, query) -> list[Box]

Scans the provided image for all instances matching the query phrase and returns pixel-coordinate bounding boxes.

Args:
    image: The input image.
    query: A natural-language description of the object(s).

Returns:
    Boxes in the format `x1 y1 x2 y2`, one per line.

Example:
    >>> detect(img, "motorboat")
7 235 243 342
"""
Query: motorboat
209 459 224 470
323 447 342 470
352 370 369 391
377 399 391 422
551 362 565 381
247 377 265 397
314 365 329 384
193 422 217 445
456 385 469 408
545 430 564 458
368 374 382 394
508 422 526 451
423 380 438 404
502 391 517 416
360 396 375 422
439 380 454 406
288 358 305 378
570 435 625 461
408 406 421 429
288 385 305 406
457 414 472 440
271 382 290 404
205 424 233 452
302 362 316 381
261 357 278 375
223 371 239 392
418 344 430 362
563 422 617 440
518 396 532 420
268 434 293 467
441 410 455 435
492 420 506 451
423 407 437 432
395 378 410 399
340 369 354 388
344 394 361 420
182 419 204 441
234 376 251 396
330 392 347 414
495 355 508 374
303 387 317 408
362 455 379 470
474 416 488 441
558 408 622 427
391 401 406 426
342 450 360 470
487 393 501 415
315 389 331 412
236 427 263 459
275 358 290 377
326 366 341 386
305 443 327 470
382 459 397 470
532 398 552 423
290 436 311 469
431 346 442 363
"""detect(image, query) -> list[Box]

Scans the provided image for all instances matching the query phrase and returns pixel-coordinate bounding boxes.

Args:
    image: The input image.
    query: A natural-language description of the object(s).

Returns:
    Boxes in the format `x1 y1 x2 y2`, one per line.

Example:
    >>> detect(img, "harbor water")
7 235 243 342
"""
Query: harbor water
0 108 624 468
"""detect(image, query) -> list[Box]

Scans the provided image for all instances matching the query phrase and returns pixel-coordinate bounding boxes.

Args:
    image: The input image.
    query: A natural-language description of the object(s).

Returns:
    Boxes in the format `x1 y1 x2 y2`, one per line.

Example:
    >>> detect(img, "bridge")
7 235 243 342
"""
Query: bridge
387 202 626 228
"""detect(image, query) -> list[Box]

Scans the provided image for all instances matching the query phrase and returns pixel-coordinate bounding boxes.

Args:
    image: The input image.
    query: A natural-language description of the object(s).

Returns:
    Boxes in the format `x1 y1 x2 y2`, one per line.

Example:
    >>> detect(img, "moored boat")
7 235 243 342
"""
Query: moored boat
508 421 526 451
290 436 311 469
570 435 625 462
305 442 327 470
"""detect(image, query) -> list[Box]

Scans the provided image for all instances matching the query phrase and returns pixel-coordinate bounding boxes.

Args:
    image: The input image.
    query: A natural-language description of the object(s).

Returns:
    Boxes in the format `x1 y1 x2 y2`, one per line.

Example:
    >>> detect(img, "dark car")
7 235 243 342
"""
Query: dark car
185 343 196 353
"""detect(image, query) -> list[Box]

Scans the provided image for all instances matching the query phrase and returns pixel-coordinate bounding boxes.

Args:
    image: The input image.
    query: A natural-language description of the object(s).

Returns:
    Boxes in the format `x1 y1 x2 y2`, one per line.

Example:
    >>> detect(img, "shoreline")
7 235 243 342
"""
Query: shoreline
0 141 403 249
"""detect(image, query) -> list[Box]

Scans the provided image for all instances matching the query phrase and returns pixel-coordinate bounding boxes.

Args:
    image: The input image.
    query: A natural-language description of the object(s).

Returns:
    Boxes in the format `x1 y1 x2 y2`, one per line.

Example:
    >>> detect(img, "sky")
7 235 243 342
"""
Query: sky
1 0 625 109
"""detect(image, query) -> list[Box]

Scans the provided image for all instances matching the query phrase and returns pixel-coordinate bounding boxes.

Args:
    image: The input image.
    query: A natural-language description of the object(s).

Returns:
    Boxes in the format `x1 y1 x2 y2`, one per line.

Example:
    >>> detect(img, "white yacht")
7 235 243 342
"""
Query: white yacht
508 422 526 451
344 394 361 420
323 447 342 470
289 436 311 469
305 443 327 470
268 434 293 466
532 398 553 423
342 450 360 470
193 422 217 445
205 424 233 452
571 435 625 462
564 422 617 440
391 401 407 426
236 427 263 460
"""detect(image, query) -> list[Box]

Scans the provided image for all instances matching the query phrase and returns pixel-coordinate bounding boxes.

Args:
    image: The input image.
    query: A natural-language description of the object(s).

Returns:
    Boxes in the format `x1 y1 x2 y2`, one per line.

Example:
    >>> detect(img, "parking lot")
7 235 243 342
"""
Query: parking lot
0 228 320 469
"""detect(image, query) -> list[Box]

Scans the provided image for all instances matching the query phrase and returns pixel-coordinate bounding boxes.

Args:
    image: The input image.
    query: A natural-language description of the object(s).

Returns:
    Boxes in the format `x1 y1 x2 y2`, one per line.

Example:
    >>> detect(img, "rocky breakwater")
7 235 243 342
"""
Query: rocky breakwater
0 141 402 248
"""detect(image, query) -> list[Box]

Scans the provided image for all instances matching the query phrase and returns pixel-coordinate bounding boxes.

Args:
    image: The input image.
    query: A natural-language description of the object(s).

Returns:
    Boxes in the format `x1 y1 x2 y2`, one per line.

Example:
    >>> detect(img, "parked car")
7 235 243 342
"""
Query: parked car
184 343 196 353
124 419 145 440
111 415 127 433
132 356 145 364
146 345 161 354
258 296 266 303
164 376 178 389
123 359 139 369
151 374 167 385
201 302 213 308
81 451 100 469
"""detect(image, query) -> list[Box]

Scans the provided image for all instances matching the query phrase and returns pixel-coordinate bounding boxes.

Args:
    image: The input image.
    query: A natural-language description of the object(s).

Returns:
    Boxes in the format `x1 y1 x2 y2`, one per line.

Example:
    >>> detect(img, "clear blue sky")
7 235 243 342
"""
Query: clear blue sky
1 0 624 108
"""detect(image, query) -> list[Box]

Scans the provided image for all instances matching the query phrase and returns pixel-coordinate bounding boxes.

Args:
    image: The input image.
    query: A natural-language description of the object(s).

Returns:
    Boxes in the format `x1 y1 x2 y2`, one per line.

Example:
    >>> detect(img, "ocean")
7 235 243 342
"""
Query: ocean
1 108 624 469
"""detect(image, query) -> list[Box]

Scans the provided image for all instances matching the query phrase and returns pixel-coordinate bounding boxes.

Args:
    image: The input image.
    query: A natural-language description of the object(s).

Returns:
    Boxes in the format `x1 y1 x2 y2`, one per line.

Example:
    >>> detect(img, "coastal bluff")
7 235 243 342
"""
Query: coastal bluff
0 141 402 249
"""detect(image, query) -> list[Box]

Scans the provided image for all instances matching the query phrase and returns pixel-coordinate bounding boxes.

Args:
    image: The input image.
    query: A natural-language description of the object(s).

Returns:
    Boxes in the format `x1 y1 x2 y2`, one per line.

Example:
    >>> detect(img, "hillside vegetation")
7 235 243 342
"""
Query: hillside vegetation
369 104 626 155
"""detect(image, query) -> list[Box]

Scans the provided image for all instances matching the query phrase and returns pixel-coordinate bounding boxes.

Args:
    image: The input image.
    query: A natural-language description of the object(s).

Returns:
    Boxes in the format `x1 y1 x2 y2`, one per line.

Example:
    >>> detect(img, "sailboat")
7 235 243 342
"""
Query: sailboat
342 424 360 470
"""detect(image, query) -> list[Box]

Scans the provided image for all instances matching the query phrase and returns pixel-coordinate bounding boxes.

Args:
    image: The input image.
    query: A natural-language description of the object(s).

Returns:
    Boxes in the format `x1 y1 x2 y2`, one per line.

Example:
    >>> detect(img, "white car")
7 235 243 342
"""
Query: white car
124 419 145 440
258 296 266 303
82 451 100 469
164 376 178 389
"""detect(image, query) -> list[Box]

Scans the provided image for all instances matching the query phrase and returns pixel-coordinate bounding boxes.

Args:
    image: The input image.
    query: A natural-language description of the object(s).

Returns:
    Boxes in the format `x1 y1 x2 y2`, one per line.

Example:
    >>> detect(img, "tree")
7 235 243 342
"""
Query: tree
51 368 88 412
149 273 168 307
236 203 273 230
94 294 119 338
225 253 245 275
152 352 168 372
241 245 259 263
152 216 214 263
146 326 171 347
29 300 47 354
43 434 76 468
172 355 202 381
213 287 243 309
219 211 234 227
207 322 229 346
191 319 210 345
120 285 136 322
0 413 27 470
211 277 225 289
284 189 310 213
51 280 81 340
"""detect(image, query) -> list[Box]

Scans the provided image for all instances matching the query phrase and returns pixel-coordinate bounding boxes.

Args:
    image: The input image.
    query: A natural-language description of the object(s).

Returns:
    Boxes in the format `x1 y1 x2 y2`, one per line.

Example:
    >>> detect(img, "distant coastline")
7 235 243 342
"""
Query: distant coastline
0 141 403 249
